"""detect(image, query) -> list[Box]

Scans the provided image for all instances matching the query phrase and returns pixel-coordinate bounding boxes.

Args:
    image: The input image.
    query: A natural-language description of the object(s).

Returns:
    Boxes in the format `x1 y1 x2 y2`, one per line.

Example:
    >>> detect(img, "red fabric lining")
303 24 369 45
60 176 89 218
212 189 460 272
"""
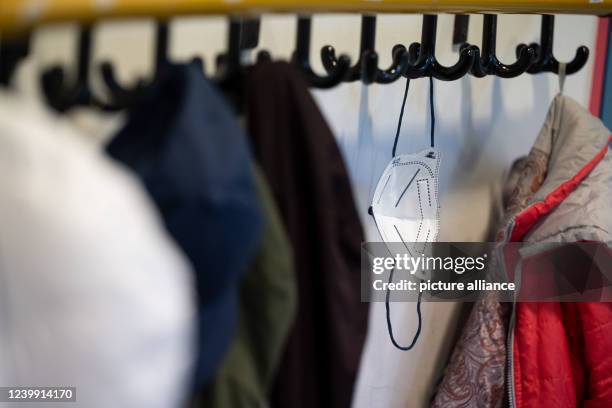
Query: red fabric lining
511 135 612 408
510 136 611 242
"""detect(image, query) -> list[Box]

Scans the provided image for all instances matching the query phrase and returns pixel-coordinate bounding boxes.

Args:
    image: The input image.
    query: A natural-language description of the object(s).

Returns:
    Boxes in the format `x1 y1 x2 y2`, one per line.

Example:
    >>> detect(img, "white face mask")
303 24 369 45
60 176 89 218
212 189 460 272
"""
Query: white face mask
370 148 441 279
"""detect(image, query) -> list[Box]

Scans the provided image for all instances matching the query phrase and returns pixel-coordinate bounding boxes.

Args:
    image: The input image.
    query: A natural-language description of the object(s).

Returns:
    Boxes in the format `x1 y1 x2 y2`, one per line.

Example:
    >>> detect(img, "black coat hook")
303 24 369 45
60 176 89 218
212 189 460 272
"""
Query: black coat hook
100 22 169 110
216 19 242 83
518 15 589 75
365 16 411 84
217 17 267 81
292 16 351 88
320 15 375 83
321 15 409 84
0 33 31 87
215 18 248 109
404 15 477 81
470 14 535 78
41 27 110 112
214 17 267 109
256 49 272 63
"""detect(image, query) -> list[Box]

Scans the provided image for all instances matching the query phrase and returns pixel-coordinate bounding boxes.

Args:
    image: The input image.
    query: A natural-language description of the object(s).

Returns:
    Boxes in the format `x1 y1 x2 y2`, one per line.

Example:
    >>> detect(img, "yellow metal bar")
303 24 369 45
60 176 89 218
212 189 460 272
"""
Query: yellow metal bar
1 0 611 35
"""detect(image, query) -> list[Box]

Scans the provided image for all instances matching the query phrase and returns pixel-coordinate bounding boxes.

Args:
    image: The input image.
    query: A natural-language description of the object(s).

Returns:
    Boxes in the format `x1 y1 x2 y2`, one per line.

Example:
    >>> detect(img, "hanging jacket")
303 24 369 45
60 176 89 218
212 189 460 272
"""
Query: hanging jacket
194 165 297 407
433 94 612 407
245 61 368 408
106 62 264 387
0 92 196 408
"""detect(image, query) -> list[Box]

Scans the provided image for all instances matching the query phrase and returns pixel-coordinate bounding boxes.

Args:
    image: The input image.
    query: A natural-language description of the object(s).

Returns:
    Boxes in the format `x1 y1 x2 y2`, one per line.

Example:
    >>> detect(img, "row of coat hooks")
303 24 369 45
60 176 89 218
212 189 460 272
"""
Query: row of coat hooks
0 14 589 111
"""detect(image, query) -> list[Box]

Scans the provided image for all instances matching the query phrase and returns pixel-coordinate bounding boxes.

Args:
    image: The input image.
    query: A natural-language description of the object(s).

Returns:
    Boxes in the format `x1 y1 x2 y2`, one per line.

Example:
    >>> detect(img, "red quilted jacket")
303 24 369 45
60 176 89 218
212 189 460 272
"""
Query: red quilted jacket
433 95 612 408
508 133 612 408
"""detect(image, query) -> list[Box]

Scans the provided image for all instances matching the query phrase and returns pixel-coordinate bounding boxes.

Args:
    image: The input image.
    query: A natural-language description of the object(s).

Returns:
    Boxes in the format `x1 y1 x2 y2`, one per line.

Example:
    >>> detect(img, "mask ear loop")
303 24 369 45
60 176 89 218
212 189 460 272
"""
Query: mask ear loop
392 78 411 157
429 76 436 148
386 266 423 350
384 76 436 351
391 76 435 157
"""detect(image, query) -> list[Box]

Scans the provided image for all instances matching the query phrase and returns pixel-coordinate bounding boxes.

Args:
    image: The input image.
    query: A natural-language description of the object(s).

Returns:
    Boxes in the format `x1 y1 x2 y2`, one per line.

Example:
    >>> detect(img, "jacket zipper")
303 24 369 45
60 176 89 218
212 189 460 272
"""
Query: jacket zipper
506 302 517 408
500 224 518 408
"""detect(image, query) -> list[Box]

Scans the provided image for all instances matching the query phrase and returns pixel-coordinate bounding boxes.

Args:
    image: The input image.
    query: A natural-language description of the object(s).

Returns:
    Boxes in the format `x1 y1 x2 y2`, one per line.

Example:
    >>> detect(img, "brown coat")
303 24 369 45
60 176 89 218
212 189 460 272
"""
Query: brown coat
245 61 369 408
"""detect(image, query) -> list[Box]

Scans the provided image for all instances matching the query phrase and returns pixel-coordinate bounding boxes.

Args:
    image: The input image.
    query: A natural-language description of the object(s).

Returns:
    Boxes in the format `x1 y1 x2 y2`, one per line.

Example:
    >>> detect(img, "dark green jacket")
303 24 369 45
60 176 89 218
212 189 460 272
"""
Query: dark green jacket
195 166 297 407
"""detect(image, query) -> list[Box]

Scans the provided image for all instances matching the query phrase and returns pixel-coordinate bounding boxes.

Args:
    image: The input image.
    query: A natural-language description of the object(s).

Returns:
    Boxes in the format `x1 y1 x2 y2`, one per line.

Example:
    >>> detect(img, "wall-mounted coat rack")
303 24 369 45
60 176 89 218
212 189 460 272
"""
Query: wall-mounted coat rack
0 0 608 108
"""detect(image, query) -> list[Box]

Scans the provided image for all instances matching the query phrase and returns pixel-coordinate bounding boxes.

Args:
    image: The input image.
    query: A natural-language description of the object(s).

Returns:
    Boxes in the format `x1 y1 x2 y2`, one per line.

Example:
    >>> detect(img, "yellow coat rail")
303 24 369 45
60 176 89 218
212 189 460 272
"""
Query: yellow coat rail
1 0 611 35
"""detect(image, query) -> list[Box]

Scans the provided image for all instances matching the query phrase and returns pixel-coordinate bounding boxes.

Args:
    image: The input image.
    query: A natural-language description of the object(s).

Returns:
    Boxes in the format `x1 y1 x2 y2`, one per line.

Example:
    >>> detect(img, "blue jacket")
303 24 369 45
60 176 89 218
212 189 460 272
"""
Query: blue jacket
107 62 263 386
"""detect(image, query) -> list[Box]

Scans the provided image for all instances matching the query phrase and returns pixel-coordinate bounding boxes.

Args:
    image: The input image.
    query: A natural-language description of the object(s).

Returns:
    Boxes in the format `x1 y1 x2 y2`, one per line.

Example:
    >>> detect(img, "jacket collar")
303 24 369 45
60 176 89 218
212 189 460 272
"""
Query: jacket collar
529 94 610 205
508 95 610 242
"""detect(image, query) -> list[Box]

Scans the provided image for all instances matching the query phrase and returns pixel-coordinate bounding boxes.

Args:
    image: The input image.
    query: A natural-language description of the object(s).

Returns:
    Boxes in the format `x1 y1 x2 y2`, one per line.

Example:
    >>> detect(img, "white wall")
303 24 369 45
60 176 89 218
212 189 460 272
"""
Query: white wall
16 13 599 407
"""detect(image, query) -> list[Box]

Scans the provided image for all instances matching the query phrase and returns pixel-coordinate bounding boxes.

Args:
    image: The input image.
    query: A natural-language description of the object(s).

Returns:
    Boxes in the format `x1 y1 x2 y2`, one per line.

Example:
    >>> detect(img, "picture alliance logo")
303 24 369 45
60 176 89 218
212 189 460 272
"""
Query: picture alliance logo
371 253 489 275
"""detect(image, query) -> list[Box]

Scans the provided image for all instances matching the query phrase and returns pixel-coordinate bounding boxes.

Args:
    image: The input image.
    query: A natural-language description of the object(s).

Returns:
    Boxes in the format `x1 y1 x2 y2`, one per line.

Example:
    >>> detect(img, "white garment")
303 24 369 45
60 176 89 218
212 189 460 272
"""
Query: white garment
0 92 196 408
